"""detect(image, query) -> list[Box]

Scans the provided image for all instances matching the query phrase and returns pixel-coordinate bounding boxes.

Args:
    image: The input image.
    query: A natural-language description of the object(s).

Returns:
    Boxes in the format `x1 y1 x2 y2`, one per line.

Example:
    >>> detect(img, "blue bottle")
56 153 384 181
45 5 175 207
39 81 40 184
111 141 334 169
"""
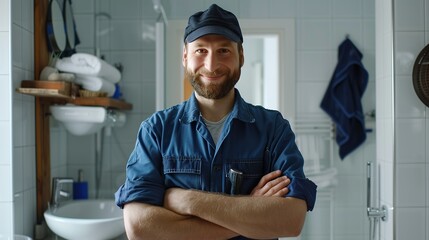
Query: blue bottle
73 169 88 199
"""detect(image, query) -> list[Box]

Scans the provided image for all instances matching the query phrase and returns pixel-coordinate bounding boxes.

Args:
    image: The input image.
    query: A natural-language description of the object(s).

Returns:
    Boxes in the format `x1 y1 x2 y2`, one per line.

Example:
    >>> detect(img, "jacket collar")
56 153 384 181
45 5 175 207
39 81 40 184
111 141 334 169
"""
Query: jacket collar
179 89 256 124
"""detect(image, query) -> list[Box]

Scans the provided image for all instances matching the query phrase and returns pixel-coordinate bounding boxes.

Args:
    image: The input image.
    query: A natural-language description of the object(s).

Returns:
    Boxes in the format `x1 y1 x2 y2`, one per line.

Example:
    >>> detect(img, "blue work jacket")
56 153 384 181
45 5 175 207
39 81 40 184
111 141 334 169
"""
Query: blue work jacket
115 89 317 237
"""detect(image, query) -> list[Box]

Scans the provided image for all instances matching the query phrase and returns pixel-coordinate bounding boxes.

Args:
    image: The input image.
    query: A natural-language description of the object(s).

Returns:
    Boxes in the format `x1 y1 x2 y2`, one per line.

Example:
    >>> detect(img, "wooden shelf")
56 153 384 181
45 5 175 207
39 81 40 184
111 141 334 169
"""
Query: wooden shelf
17 80 133 110
17 87 70 98
70 97 132 109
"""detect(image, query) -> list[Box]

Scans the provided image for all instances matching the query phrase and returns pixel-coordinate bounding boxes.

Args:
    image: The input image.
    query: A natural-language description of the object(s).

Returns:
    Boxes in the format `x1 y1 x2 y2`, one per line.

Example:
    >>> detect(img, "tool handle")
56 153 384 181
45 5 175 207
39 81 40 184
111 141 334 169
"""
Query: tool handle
229 169 243 195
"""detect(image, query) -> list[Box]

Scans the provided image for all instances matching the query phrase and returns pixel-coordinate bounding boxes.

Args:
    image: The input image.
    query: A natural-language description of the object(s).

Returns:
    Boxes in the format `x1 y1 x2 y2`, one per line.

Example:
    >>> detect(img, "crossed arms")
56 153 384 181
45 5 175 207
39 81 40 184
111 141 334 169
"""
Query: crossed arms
123 170 307 240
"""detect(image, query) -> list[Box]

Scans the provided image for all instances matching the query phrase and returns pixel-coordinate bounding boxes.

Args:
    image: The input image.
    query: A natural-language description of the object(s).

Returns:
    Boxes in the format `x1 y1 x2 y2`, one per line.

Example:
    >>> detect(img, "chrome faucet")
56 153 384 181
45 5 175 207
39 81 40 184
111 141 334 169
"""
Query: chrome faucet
50 177 74 208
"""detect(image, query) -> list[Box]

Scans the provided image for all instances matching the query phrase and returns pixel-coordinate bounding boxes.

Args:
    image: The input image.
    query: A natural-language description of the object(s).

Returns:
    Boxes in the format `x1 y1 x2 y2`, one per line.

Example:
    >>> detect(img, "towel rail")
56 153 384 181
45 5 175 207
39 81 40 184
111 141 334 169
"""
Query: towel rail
294 119 335 174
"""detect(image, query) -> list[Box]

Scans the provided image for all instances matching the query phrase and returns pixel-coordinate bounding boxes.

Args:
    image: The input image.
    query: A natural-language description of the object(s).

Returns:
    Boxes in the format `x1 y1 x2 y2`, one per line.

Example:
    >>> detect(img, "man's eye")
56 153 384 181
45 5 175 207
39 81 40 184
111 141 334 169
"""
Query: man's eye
219 49 230 54
195 49 207 54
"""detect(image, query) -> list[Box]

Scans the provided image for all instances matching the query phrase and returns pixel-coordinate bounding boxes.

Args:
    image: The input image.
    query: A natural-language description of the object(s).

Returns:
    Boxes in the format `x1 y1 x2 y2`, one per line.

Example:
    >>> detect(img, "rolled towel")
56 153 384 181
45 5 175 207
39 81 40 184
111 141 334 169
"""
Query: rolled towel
71 53 121 83
48 73 76 82
40 66 76 82
40 66 58 80
75 75 116 97
55 53 121 83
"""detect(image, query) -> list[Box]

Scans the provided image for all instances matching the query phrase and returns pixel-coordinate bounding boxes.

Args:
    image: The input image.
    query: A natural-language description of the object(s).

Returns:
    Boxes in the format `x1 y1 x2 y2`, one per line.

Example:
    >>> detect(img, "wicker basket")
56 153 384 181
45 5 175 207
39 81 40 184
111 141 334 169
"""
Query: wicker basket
79 90 108 97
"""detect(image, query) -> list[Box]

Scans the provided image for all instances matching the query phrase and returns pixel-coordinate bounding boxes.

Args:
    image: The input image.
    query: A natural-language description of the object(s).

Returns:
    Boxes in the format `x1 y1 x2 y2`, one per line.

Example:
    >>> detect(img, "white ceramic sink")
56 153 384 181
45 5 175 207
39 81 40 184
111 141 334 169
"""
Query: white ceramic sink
50 105 126 136
44 199 125 240
50 105 107 136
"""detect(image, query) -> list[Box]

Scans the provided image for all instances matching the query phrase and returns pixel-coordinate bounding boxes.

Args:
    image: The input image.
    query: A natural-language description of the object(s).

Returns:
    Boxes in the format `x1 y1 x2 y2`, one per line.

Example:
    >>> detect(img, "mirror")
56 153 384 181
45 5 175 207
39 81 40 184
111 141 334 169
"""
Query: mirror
47 0 67 53
64 0 75 49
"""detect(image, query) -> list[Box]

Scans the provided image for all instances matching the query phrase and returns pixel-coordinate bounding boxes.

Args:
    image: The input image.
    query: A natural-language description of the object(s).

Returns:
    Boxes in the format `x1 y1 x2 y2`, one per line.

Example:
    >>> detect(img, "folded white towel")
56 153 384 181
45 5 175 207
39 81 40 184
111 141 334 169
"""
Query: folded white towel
75 75 116 97
55 53 121 83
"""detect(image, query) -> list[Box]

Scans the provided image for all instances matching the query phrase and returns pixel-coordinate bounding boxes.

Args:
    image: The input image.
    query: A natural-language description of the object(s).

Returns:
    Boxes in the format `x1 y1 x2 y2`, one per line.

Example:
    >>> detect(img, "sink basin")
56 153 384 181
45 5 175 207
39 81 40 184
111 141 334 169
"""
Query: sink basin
50 105 107 136
50 104 126 136
44 199 125 240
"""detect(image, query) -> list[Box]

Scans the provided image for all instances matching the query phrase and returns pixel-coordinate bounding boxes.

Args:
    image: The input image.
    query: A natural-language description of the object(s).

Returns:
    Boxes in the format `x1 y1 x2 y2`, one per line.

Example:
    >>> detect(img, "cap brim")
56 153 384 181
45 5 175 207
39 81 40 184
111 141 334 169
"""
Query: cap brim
185 25 241 43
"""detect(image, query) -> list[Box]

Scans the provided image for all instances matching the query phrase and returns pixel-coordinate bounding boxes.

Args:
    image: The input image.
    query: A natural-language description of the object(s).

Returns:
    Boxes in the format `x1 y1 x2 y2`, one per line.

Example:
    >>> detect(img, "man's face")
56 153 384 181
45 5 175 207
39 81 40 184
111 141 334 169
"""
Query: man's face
183 35 244 99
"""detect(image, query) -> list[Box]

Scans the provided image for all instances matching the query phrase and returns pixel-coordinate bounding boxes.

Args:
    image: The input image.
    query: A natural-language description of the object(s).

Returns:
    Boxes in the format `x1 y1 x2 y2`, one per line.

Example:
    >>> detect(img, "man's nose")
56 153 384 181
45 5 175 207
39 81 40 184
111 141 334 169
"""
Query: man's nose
205 52 220 72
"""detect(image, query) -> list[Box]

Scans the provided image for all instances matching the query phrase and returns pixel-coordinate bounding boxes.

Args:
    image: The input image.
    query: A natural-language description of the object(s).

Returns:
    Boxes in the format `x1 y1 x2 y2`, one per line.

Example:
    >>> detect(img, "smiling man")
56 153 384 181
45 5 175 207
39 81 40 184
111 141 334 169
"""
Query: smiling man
115 4 317 240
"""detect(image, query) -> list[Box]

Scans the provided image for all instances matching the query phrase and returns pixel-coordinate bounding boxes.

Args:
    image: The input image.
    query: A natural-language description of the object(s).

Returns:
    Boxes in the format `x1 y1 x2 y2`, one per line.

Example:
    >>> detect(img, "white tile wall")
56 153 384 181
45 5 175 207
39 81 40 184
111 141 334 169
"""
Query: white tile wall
377 0 429 238
0 0 10 31
11 25 22 69
0 71 11 117
302 199 331 236
334 207 367 237
395 163 426 207
333 0 363 18
298 0 332 18
298 51 335 82
298 20 332 50
0 165 12 202
395 76 426 118
394 0 425 32
239 0 269 18
395 31 425 76
396 119 426 163
2 0 37 238
0 32 9 74
0 202 13 239
396 207 426 239
0 0 14 238
14 193 24 234
109 0 142 19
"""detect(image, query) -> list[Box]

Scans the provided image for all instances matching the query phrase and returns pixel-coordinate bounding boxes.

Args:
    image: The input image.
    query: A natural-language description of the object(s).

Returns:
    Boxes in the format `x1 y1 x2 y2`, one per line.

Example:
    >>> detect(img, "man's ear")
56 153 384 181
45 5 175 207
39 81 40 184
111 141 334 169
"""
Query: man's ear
182 45 187 67
238 45 244 67
239 51 244 67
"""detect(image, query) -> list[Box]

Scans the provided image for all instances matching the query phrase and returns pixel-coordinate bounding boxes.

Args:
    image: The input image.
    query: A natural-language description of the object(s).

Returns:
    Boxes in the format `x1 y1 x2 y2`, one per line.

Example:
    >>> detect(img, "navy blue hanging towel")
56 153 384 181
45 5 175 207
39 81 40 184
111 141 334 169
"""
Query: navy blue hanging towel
320 38 368 160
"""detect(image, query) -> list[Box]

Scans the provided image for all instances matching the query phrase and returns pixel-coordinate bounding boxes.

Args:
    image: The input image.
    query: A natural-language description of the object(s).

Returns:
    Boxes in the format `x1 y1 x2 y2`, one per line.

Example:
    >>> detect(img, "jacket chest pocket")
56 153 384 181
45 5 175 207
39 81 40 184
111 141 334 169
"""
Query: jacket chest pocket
163 157 202 189
226 159 264 195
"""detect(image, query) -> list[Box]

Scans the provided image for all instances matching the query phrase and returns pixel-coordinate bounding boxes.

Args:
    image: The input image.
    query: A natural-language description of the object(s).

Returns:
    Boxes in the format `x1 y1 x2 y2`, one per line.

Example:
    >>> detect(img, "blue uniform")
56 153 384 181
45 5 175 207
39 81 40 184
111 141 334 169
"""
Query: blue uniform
115 89 317 237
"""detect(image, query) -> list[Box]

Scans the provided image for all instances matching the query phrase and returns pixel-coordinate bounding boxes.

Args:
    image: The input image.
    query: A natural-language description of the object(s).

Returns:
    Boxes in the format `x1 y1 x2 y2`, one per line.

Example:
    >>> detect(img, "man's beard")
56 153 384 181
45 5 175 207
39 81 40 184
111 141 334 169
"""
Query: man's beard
184 66 240 99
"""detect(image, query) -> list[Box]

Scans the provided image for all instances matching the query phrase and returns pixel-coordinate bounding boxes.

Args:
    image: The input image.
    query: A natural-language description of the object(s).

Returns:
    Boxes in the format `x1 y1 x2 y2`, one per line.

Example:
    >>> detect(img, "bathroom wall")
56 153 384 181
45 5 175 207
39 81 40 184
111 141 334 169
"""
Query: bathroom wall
0 0 36 238
377 0 429 239
12 0 37 237
0 0 13 238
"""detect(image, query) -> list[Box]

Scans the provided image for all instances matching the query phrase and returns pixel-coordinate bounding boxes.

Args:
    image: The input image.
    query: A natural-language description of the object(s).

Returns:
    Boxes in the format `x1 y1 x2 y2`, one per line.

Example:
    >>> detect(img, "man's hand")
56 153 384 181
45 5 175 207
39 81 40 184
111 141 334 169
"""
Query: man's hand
251 170 290 196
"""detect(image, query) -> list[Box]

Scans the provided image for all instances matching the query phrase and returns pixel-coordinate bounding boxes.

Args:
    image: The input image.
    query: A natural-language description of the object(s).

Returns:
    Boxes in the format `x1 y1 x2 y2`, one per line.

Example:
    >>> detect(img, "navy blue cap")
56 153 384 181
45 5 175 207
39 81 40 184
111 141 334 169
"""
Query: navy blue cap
184 4 243 43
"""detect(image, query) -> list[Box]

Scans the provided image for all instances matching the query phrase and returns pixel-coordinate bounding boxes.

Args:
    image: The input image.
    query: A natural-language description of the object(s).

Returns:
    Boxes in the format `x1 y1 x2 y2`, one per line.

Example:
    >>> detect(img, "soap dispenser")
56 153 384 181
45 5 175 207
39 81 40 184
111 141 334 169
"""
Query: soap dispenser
73 169 88 199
